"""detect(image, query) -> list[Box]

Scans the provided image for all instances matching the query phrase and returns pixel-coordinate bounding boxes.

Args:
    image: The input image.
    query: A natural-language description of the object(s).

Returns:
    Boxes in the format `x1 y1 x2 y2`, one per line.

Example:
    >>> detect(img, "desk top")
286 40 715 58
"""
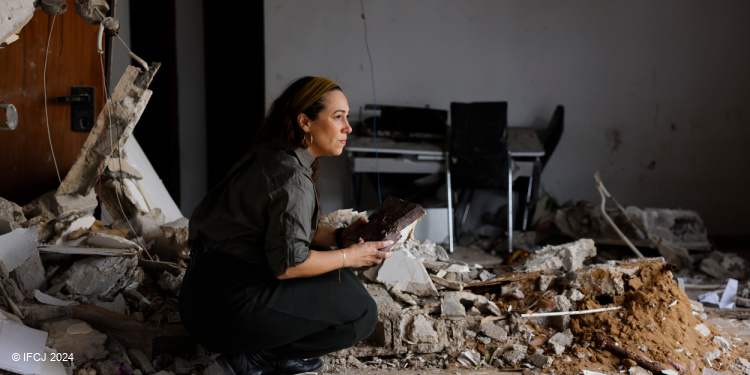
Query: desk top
346 134 445 156
507 128 545 157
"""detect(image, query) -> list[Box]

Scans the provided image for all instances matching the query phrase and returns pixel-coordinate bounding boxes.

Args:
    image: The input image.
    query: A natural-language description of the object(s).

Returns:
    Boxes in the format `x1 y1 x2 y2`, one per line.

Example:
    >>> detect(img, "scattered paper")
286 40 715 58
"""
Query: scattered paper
698 291 720 305
719 278 738 309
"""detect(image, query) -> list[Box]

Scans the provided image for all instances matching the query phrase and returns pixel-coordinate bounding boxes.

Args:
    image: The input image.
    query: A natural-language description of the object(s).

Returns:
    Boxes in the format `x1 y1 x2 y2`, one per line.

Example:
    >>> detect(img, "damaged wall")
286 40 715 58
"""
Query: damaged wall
265 1 750 235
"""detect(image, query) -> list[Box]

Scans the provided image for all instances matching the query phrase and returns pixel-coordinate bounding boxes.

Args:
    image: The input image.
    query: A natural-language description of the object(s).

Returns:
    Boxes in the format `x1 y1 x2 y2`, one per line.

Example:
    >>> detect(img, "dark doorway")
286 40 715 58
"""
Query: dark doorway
203 1 266 189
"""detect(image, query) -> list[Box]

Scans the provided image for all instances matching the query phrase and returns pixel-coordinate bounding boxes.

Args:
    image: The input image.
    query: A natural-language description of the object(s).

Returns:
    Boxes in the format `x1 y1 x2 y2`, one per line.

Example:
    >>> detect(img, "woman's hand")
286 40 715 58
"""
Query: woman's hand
341 217 368 248
342 239 393 267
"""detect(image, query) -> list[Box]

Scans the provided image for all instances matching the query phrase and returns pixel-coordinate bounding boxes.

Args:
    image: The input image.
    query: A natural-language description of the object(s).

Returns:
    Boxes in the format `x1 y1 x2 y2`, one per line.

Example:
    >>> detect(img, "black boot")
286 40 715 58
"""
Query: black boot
275 358 323 375
216 352 277 375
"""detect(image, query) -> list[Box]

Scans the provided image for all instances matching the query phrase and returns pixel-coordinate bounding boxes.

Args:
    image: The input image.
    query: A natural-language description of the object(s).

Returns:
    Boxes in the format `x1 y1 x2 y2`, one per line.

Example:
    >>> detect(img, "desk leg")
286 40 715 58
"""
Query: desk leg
445 152 454 254
508 156 513 253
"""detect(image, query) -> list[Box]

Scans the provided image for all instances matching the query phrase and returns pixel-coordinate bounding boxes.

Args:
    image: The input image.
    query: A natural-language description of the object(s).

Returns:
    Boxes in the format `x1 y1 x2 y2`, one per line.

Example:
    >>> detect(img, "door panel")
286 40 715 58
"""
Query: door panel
0 8 104 205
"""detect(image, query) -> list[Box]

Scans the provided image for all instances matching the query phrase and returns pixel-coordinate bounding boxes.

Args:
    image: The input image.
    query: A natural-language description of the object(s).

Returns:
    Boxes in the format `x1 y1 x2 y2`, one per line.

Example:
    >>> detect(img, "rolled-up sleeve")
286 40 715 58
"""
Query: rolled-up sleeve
264 174 317 277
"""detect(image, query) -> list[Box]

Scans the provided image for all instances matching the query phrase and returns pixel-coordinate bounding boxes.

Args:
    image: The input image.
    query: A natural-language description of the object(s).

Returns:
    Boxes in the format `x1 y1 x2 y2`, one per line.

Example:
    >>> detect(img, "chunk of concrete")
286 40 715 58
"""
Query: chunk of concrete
503 344 528 366
548 329 574 355
368 249 438 296
11 249 47 297
53 256 139 300
395 239 449 262
527 353 553 368
42 319 107 364
319 209 367 228
538 275 554 291
441 292 467 320
158 269 185 296
444 291 502 316
407 314 439 344
0 197 25 235
480 322 507 341
694 324 711 337
523 239 597 272
50 191 98 216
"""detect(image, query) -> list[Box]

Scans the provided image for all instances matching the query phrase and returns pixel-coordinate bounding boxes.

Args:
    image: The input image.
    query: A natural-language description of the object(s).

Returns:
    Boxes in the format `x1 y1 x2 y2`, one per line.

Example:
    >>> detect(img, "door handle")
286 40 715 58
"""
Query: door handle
55 87 95 132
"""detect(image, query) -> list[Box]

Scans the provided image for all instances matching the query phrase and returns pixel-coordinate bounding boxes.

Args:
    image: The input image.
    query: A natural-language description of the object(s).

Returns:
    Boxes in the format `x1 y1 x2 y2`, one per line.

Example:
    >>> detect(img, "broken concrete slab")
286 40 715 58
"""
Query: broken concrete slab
43 319 108 364
443 291 502 316
480 322 507 341
548 329 574 355
365 249 438 297
158 269 185 296
441 292 467 320
57 63 161 197
523 238 597 272
11 248 46 297
527 352 553 368
406 314 439 344
98 177 149 222
395 239 449 262
52 256 139 300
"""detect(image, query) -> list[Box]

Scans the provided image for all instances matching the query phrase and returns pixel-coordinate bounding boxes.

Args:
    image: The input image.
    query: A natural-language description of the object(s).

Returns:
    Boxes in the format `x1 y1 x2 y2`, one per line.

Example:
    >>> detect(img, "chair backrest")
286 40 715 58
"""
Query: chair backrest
540 105 564 168
449 102 509 189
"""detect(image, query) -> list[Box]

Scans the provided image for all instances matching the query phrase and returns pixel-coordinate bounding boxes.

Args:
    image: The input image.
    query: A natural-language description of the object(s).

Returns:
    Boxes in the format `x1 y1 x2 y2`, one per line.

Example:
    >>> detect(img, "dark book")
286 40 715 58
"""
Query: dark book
346 196 426 252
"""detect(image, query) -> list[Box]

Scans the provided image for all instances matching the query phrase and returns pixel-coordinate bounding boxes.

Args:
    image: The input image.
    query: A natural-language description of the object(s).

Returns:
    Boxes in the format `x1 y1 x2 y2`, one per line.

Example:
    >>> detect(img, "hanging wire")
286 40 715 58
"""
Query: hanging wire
43 14 63 184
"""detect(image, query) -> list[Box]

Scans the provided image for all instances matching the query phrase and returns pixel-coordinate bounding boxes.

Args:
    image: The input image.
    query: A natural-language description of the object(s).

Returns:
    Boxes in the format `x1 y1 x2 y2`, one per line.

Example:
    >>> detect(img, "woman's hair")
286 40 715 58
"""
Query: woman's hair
253 76 342 150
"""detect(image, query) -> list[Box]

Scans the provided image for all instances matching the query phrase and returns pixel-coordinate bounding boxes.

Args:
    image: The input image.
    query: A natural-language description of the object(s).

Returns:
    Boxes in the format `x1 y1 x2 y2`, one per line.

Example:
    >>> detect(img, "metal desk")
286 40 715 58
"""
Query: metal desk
346 129 544 253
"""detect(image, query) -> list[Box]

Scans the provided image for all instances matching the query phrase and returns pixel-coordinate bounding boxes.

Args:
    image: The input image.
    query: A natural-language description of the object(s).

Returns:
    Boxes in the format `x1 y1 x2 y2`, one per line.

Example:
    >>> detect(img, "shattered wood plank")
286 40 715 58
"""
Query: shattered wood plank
56 63 161 196
704 307 750 320
38 245 139 256
464 273 539 291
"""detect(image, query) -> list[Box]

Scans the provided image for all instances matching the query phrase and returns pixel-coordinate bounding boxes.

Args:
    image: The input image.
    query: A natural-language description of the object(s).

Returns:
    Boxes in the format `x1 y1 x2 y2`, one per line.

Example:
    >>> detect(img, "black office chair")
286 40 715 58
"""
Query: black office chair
516 105 564 229
448 102 509 240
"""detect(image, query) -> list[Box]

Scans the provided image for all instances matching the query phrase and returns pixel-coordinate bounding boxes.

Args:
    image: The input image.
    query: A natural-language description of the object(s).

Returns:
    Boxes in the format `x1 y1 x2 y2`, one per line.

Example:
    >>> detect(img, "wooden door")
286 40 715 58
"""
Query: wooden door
0 8 104 205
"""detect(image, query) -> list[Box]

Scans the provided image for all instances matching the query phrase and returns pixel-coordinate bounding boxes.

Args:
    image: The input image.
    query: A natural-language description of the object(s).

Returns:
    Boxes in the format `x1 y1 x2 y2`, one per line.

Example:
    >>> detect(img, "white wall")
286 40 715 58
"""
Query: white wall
265 0 750 235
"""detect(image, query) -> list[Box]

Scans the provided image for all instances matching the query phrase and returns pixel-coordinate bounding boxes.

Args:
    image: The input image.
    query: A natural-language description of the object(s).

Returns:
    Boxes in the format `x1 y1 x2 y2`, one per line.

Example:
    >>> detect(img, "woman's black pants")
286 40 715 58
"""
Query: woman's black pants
178 251 378 359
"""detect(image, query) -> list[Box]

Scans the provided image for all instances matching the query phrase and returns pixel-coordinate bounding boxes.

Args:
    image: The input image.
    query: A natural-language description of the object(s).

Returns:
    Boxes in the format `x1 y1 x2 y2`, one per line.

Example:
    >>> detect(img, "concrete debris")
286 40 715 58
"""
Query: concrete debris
52 256 139 300
157 269 185 296
58 63 160 196
43 319 107 364
407 314 439 344
503 344 528 365
0 196 25 234
395 239 449 262
538 274 554 291
445 291 502 316
695 323 712 337
713 336 731 352
526 352 553 368
441 291 467 320
319 208 367 228
523 238 597 272
700 251 749 279
480 321 507 341
366 248 438 296
548 329 574 355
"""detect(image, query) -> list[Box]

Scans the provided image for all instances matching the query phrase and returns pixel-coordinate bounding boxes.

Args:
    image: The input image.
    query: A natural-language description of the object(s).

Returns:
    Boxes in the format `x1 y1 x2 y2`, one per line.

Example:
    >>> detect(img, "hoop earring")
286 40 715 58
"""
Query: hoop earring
305 132 314 147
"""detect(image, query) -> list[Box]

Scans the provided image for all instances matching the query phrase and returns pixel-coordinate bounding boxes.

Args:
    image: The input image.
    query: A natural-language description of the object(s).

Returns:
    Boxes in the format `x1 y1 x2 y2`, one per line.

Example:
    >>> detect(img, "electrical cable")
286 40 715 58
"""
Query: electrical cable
359 0 382 204
43 14 63 184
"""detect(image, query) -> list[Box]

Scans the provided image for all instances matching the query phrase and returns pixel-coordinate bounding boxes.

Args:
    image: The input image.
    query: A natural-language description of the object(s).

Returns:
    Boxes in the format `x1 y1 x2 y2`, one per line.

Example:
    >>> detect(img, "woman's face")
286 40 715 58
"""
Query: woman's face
300 90 352 158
